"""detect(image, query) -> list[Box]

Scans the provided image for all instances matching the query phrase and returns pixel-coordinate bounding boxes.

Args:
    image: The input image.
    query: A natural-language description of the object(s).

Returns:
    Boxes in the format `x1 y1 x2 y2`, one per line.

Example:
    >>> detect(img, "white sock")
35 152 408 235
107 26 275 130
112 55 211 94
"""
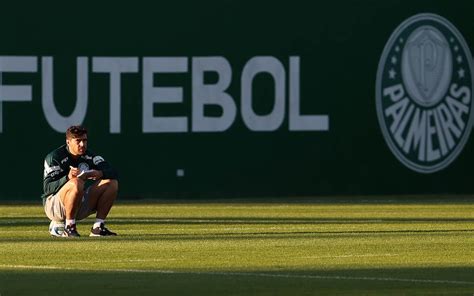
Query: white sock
66 219 76 226
93 219 105 229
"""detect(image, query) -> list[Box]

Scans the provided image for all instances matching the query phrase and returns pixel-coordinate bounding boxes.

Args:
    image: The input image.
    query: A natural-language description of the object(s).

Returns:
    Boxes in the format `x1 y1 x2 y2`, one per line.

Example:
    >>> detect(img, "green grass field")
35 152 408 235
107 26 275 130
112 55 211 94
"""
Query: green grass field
0 197 473 295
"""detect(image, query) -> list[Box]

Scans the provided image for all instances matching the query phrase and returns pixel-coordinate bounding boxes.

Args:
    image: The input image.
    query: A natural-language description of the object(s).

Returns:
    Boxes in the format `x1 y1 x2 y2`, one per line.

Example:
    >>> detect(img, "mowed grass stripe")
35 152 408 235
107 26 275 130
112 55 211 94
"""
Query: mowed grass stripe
1 264 473 286
0 200 473 295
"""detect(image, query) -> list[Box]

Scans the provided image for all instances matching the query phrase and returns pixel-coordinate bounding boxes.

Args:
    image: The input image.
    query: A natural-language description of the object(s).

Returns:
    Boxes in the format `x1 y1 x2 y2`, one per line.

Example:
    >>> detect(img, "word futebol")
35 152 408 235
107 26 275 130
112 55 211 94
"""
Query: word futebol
0 56 328 133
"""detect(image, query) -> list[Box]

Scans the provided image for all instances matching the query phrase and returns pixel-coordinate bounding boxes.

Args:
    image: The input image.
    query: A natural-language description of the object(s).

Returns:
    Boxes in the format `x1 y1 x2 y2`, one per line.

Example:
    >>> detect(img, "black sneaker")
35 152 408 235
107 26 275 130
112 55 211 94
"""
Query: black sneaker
89 223 117 237
61 224 80 237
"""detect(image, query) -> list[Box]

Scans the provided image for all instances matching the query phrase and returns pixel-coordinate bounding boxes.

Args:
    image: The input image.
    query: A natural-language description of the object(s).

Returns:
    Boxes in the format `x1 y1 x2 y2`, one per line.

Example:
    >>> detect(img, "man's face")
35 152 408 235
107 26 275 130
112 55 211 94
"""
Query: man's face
67 135 88 156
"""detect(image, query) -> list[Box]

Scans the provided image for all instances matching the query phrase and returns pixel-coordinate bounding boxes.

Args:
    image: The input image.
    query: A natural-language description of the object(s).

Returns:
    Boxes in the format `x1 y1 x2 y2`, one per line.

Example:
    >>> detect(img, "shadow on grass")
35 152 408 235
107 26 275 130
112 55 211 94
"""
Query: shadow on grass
2 216 474 227
1 216 472 242
0 267 473 296
1 229 472 244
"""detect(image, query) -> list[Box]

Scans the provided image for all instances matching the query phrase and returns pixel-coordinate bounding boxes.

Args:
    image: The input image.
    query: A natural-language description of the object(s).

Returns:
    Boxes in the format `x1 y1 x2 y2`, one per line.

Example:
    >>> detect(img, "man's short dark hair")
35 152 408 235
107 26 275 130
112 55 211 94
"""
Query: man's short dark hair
66 125 88 139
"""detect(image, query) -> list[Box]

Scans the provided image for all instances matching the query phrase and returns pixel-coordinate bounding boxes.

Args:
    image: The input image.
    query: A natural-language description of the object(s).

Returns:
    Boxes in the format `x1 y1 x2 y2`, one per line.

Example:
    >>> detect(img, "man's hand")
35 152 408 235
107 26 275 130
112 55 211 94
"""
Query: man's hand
68 166 80 179
78 169 103 180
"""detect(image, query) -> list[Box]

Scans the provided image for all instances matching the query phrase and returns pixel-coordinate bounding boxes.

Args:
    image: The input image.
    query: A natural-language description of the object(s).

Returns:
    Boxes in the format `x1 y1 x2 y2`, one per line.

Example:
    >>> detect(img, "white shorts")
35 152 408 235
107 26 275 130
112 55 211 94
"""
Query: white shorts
43 188 95 221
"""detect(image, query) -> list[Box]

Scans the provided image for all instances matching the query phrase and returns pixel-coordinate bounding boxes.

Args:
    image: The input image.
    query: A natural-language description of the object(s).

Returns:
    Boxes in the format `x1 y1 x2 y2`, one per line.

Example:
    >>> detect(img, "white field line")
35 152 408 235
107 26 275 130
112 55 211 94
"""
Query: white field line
65 258 178 264
0 264 473 286
300 253 399 259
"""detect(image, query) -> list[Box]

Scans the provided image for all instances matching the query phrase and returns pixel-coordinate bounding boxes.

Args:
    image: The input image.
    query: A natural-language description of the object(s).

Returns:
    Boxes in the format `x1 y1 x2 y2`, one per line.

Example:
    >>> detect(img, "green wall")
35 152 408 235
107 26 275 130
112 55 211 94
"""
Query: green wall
0 1 473 199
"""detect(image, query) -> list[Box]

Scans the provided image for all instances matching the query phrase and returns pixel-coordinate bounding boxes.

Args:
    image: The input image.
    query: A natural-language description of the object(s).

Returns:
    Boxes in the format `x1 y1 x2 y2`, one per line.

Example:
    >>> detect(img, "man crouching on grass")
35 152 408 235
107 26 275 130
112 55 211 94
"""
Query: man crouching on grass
42 125 119 237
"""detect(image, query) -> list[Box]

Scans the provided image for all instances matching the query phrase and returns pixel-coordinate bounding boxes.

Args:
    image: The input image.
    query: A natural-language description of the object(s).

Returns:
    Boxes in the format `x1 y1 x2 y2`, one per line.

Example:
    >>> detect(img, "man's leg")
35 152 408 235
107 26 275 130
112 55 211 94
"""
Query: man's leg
86 179 118 236
87 179 118 219
56 178 84 237
58 178 84 220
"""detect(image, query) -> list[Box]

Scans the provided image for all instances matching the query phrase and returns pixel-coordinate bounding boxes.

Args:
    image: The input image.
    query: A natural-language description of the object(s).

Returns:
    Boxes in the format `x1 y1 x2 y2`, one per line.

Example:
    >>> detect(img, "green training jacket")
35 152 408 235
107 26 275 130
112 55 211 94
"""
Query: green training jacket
42 144 118 200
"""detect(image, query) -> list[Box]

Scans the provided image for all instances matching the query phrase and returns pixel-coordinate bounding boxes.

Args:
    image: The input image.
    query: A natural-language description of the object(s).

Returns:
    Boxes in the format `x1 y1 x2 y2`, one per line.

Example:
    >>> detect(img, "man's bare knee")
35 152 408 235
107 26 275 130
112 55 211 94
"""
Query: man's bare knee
56 178 84 219
101 179 118 192
67 178 85 194
61 178 85 204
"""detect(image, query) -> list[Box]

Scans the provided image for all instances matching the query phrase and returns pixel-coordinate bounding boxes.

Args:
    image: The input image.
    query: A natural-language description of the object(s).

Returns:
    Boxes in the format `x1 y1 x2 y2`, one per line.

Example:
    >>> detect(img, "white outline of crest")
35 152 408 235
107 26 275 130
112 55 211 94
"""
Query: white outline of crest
376 13 474 173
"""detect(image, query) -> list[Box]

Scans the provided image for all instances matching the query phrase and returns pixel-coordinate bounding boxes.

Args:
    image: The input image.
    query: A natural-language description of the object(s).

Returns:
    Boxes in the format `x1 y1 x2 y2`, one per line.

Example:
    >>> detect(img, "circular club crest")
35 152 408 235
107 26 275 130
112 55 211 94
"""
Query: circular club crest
78 162 90 172
376 13 474 173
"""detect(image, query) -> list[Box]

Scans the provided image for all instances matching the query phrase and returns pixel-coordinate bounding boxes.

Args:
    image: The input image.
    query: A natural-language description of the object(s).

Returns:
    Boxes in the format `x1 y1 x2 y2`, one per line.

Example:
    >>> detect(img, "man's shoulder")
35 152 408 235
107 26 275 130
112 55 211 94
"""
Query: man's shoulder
44 144 68 163
83 150 107 166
